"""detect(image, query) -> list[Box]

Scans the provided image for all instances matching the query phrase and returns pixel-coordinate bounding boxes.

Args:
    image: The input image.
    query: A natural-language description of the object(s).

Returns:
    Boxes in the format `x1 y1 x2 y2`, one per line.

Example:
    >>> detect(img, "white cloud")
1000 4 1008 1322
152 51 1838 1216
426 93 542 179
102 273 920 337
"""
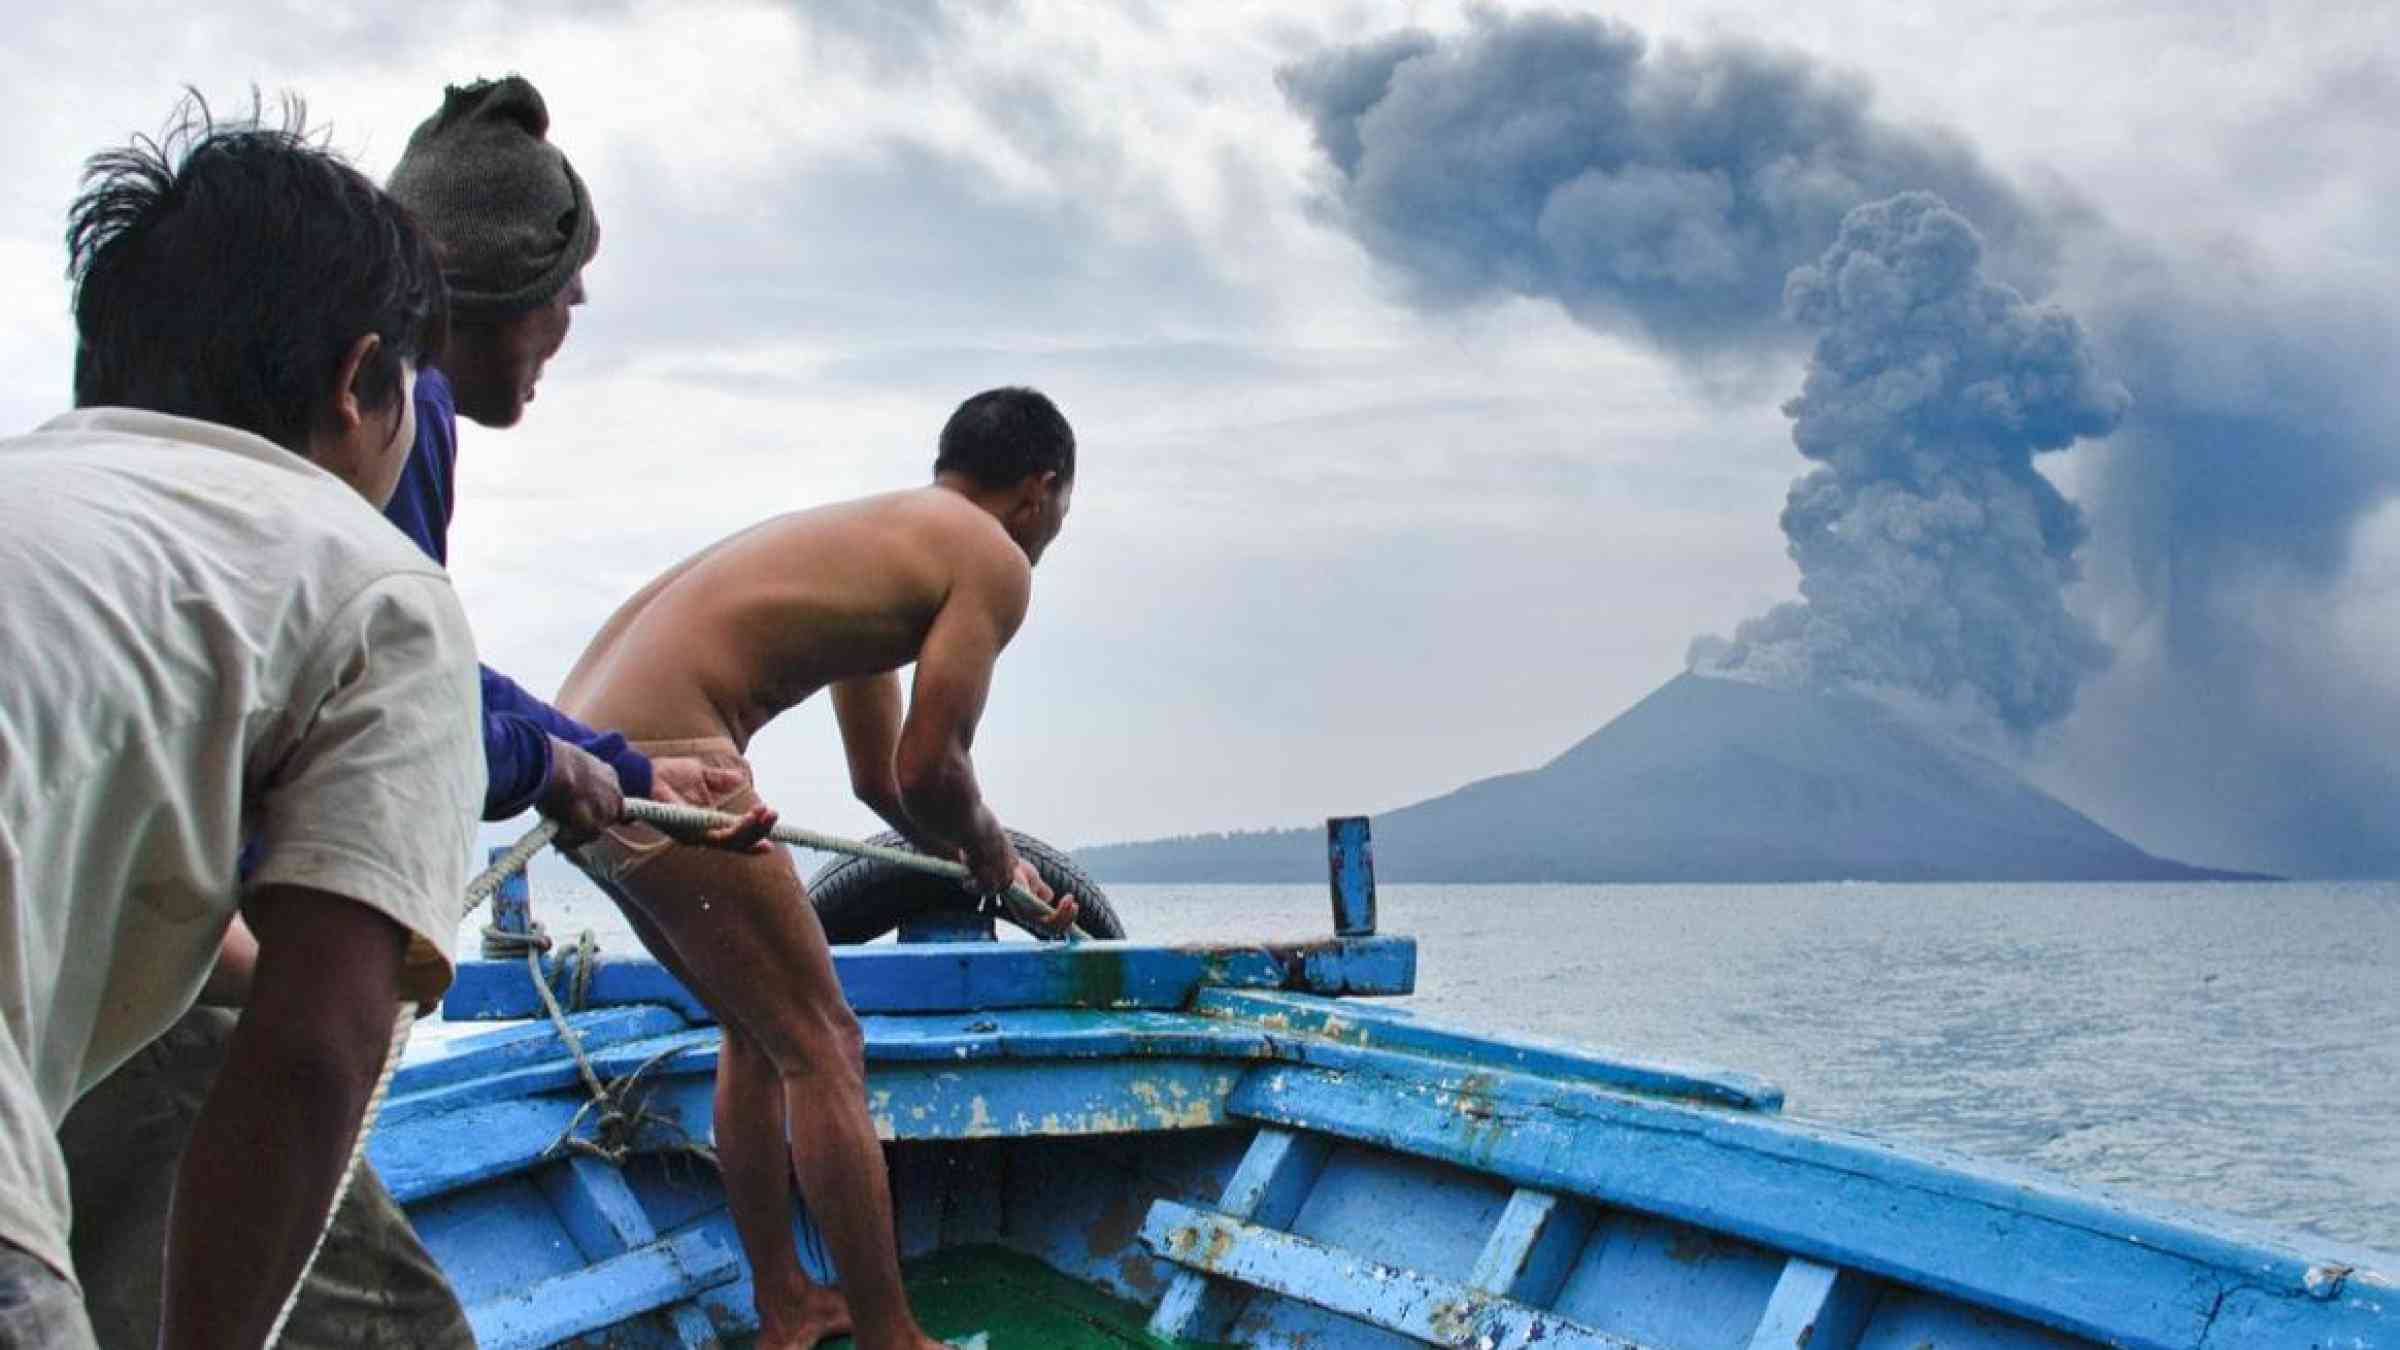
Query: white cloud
8 0 2393 867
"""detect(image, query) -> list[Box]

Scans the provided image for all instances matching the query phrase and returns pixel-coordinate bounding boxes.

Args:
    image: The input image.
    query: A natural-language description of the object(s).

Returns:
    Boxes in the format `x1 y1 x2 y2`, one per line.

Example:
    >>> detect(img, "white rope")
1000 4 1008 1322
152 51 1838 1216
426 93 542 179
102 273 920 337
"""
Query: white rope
617 797 1070 934
462 819 565 913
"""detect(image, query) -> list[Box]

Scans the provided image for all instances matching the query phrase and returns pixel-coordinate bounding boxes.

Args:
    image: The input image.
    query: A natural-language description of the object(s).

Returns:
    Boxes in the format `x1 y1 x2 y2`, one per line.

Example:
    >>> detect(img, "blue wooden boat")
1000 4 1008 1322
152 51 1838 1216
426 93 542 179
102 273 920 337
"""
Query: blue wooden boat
377 818 2396 1349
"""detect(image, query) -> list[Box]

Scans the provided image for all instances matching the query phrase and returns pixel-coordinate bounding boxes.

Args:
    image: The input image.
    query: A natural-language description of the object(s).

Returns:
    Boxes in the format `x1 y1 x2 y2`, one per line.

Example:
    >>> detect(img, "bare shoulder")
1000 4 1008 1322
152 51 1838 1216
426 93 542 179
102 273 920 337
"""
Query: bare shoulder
887 488 1030 576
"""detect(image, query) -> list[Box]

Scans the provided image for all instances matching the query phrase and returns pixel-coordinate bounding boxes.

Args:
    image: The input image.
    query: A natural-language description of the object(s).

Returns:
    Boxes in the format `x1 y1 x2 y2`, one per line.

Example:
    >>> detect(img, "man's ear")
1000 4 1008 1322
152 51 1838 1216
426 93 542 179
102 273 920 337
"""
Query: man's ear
1003 471 1046 520
328 332 384 439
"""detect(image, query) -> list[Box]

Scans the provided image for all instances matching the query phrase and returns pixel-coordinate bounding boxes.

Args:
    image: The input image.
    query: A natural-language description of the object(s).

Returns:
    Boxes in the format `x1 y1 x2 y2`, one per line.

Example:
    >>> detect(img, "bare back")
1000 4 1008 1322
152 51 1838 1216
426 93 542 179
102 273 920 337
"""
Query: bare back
555 486 1029 747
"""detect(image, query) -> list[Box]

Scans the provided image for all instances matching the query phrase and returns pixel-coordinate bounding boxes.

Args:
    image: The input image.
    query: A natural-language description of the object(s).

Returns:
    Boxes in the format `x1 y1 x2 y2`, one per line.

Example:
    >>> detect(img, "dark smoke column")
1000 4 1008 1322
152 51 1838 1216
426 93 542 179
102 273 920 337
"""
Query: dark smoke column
1278 10 2115 732
1276 10 2052 359
1688 193 2128 734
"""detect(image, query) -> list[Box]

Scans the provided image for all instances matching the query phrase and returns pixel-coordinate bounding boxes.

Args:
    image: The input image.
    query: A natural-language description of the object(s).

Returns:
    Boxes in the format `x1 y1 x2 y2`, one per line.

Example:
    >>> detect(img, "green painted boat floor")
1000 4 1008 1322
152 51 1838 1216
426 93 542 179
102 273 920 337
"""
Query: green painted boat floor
745 1245 1215 1349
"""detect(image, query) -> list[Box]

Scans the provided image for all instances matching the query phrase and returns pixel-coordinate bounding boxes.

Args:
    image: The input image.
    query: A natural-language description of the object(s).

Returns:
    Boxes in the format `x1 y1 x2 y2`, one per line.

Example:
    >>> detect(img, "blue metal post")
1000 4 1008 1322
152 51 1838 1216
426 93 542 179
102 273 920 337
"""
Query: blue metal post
480 845 535 959
1327 816 1377 937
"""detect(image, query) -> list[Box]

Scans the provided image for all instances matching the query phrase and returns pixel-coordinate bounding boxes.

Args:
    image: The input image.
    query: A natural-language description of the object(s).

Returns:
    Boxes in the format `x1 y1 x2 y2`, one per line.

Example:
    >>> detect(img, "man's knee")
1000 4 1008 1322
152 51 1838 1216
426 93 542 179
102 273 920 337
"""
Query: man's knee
749 998 865 1085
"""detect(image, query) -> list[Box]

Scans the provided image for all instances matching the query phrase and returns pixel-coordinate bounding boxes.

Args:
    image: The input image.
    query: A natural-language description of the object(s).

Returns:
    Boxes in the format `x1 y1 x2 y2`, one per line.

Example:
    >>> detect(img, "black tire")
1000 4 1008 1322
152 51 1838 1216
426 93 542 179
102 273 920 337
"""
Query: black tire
805 830 1123 944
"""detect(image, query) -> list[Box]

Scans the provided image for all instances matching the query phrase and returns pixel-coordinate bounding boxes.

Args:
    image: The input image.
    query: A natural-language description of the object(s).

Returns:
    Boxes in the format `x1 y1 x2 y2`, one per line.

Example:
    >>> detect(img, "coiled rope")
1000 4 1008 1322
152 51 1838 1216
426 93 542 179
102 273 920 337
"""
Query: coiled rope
265 801 1069 1346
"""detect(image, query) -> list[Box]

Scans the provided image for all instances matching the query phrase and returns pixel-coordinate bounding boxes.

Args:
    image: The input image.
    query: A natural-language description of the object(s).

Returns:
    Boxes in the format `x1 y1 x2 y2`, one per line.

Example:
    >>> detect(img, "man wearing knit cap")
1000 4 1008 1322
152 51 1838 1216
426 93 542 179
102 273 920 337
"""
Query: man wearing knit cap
58 76 772 1350
383 76 770 841
383 73 663 835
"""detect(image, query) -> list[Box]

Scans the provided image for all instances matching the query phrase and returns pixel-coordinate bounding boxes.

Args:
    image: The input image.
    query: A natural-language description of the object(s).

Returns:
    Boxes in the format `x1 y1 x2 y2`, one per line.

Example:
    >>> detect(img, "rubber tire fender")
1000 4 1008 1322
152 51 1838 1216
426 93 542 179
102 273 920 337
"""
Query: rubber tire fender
805 830 1124 944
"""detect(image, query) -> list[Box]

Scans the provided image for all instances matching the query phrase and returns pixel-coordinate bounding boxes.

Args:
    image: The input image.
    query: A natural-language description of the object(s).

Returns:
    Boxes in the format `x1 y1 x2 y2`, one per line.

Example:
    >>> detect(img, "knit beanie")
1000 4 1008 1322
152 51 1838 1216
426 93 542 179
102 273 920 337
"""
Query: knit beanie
387 76 598 321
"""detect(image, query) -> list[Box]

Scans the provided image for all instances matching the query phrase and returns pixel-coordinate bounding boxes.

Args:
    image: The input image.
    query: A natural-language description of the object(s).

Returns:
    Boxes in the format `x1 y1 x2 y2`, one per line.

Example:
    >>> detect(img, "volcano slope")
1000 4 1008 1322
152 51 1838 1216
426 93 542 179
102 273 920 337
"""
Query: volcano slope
1078 673 2252 883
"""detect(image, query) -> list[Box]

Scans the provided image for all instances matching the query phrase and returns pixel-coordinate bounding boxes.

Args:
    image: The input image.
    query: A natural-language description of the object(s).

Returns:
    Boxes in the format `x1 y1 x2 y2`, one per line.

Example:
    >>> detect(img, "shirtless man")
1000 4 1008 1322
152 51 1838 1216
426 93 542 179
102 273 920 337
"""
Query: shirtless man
554 386 1079 1350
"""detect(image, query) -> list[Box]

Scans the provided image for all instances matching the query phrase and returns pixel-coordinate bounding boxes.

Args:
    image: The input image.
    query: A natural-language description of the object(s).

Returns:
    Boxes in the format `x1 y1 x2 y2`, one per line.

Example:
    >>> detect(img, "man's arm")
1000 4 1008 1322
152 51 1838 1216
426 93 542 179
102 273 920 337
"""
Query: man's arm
481 666 654 811
200 566 475 1340
832 672 925 843
894 542 1039 895
163 885 411 1348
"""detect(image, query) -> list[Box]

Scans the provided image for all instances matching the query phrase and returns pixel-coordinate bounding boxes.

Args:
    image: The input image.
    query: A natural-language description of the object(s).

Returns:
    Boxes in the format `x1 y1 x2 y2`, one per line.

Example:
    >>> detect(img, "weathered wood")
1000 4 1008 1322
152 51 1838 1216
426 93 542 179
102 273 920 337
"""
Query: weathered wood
1214 1128 1334 1224
2200 1271 2400 1348
1326 816 1377 936
387 946 2397 1350
380 1055 1246 1203
464 1228 737 1350
479 847 534 960
385 1012 1271 1131
1148 1127 1332 1343
377 1096 590 1202
856 1008 1269 1064
441 936 1417 1021
537 1157 653 1259
378 1028 718 1128
1196 988 1783 1111
536 1158 721 1347
865 1059 1243 1142
1744 1257 1875 1350
1228 1061 2397 1350
1142 1200 1652 1349
1469 1188 1596 1306
393 1007 689 1098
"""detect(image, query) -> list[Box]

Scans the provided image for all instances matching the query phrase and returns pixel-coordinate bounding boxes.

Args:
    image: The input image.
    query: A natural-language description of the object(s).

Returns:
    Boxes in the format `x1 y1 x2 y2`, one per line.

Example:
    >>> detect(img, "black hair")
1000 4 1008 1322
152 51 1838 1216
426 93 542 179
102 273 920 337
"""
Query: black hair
67 91 447 454
933 386 1075 489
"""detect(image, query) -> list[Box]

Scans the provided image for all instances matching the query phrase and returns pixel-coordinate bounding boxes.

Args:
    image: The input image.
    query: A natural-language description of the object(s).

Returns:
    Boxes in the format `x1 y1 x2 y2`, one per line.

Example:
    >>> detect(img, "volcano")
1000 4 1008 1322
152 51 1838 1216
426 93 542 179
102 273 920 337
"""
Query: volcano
1077 673 2253 883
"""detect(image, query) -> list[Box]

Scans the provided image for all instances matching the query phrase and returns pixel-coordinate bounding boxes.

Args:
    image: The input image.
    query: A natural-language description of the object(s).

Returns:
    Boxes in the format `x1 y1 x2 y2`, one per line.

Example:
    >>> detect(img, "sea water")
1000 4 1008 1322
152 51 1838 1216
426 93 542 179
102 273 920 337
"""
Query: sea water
472 877 2400 1252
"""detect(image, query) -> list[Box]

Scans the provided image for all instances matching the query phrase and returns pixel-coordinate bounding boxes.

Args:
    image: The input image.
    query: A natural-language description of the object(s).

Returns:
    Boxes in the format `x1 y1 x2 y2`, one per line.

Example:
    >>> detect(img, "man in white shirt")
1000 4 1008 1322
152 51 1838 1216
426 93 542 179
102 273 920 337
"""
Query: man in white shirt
0 98 483 1346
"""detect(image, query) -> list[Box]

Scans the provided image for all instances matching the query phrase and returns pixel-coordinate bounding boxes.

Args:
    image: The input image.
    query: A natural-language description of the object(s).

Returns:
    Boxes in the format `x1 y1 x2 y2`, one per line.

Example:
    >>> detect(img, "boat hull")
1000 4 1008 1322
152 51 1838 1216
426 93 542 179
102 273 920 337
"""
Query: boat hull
374 937 2395 1349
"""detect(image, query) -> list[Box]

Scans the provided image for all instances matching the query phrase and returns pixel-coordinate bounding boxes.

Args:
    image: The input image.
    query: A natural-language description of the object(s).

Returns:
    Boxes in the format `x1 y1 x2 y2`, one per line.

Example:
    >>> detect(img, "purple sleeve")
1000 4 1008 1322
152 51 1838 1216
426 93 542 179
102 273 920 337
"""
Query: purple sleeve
382 369 457 565
385 370 654 819
478 667 654 819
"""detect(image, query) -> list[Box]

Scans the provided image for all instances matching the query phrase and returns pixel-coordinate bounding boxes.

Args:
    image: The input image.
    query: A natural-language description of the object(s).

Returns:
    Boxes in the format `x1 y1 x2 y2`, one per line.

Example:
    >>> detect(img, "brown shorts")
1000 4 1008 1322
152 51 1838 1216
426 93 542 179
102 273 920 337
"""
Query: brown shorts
570 736 761 885
60 1007 472 1350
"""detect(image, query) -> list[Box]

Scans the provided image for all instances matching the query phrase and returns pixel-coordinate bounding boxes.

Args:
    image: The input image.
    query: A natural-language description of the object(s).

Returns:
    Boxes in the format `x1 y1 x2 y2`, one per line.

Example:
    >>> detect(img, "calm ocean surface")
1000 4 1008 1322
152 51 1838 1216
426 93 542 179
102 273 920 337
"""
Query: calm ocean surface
481 877 2400 1253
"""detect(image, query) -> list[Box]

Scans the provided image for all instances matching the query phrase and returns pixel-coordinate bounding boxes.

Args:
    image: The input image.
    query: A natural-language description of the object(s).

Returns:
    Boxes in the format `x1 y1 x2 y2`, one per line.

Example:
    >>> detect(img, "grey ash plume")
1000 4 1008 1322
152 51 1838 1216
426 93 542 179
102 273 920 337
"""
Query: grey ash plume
1688 192 2126 735
1276 9 2053 359
1281 10 2400 872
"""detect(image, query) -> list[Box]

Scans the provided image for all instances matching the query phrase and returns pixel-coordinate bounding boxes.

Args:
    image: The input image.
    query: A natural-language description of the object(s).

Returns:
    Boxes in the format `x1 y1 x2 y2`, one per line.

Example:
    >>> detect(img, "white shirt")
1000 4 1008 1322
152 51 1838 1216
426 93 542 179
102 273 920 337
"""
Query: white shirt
0 409 482 1280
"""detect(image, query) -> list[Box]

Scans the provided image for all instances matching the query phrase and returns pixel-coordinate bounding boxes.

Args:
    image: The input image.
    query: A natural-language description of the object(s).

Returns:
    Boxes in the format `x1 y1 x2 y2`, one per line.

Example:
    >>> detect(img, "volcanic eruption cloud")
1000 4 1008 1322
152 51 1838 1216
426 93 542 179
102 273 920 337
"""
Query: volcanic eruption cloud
1281 10 2400 874
1690 194 2126 735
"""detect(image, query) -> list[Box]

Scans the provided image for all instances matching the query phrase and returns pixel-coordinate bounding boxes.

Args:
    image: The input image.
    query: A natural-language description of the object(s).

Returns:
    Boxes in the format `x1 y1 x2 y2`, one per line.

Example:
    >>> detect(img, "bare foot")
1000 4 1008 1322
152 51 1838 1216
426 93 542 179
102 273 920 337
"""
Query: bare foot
756 1284 853 1349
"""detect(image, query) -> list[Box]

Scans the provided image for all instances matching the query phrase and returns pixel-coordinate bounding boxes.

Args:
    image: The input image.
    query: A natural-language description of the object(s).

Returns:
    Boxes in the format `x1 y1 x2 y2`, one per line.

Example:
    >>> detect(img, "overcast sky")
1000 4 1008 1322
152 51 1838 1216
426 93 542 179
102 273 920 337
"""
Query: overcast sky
6 2 2395 876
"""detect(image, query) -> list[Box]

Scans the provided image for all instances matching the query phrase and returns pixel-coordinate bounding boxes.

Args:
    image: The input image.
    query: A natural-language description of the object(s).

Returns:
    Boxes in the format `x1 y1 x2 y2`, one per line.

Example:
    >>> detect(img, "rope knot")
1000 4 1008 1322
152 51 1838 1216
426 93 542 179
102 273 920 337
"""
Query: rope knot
479 918 552 957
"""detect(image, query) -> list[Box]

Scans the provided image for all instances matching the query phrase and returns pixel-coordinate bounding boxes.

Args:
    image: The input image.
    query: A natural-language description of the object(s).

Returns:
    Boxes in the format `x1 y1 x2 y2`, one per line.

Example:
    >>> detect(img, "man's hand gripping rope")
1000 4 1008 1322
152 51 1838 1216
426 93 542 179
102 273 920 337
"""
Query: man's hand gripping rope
621 798 1080 937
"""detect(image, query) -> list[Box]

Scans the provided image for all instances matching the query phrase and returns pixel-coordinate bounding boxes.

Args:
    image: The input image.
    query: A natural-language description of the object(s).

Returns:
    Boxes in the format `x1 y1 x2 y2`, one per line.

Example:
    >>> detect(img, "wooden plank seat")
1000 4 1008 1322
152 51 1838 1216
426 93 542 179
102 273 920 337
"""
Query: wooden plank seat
1135 1124 1879 1349
1143 1198 1650 1349
464 1227 735 1350
1140 1124 1658 1349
